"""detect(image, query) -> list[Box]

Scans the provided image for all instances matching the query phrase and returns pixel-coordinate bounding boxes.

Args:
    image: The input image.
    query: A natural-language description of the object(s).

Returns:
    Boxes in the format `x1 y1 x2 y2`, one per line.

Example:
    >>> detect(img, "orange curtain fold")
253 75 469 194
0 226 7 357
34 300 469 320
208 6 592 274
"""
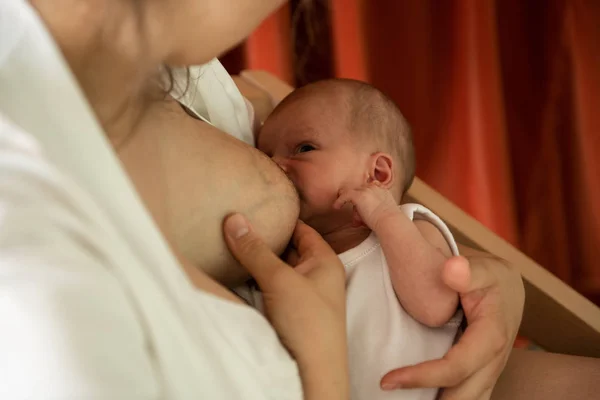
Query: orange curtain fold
329 0 368 81
565 0 600 298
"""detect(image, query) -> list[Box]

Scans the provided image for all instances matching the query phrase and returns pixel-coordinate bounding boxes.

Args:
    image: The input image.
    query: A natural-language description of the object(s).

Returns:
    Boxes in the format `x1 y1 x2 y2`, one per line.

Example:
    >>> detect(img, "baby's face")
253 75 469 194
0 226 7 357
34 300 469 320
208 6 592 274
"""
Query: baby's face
258 95 369 232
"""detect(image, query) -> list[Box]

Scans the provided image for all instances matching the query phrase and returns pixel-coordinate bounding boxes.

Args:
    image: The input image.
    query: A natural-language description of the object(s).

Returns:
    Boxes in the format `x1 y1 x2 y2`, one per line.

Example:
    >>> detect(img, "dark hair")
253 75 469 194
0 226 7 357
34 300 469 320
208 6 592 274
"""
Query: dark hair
160 65 192 99
162 65 177 96
291 0 334 85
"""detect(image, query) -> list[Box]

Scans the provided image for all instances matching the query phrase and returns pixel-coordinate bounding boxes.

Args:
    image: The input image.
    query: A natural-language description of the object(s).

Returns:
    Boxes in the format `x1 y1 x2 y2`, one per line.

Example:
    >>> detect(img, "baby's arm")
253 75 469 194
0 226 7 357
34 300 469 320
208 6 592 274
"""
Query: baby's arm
335 185 459 327
377 206 459 327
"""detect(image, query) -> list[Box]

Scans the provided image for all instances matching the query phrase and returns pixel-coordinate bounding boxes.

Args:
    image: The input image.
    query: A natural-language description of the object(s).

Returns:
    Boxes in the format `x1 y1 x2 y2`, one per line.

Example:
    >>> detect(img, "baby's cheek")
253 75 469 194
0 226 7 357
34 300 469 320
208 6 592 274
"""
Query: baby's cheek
304 180 339 210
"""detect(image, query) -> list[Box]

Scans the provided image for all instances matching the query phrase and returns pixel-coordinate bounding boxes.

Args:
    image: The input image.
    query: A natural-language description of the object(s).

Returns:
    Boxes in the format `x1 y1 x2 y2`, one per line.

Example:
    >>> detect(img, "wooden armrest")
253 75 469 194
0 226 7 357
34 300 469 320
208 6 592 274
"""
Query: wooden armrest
231 76 276 124
234 69 600 358
406 179 600 357
240 70 294 104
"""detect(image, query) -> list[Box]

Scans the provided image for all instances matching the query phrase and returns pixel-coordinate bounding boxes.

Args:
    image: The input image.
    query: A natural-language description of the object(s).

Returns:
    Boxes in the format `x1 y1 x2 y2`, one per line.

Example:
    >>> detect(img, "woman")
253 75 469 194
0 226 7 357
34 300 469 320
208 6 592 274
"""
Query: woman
0 0 573 399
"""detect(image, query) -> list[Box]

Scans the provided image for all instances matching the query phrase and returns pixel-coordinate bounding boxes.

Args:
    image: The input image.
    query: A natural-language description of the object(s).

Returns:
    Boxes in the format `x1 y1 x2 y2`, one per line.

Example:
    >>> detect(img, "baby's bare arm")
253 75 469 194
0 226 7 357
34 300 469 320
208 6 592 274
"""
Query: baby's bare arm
412 219 454 258
335 184 458 326
374 210 459 327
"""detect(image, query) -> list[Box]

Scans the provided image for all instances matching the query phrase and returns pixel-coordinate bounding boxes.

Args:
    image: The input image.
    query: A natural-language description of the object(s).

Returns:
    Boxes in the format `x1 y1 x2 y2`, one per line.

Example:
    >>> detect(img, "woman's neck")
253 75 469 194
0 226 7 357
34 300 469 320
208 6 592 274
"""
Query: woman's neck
30 0 160 144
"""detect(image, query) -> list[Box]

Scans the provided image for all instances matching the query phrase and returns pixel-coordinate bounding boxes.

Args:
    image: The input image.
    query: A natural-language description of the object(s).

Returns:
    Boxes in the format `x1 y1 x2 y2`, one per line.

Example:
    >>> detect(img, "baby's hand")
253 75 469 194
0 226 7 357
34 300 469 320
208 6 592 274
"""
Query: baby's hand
333 182 399 231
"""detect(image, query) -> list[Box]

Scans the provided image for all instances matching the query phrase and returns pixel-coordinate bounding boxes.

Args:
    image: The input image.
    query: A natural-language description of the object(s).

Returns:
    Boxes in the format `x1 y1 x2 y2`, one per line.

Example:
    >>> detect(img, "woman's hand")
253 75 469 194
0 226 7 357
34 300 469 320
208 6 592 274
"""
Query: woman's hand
223 213 349 400
380 249 525 400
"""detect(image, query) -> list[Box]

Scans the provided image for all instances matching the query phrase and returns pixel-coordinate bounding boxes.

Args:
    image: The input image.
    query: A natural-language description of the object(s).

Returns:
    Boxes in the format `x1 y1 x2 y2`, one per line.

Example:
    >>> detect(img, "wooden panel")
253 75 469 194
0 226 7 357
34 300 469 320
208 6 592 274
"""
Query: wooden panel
240 70 294 103
231 76 274 124
235 70 600 357
407 178 600 357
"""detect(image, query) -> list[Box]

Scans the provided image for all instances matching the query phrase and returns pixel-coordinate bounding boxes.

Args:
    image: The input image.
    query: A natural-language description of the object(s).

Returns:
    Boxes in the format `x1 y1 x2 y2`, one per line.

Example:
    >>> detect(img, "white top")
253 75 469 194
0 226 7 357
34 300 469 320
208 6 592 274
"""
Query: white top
340 204 462 400
168 63 256 146
0 1 301 399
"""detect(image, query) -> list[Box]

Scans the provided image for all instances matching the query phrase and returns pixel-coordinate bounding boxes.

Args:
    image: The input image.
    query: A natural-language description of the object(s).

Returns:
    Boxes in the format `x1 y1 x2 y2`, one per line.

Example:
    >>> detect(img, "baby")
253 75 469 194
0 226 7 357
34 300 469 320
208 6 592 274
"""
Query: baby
256 79 463 400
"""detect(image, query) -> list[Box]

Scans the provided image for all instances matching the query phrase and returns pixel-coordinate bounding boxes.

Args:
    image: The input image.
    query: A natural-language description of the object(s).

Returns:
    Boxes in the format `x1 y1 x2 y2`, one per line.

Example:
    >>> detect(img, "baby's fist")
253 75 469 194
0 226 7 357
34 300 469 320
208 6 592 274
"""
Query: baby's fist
333 182 398 230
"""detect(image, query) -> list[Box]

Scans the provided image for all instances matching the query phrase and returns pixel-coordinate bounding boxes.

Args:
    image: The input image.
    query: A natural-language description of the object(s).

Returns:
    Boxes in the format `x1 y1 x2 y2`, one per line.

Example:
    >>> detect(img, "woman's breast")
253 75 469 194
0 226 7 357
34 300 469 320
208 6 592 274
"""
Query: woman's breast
120 97 300 287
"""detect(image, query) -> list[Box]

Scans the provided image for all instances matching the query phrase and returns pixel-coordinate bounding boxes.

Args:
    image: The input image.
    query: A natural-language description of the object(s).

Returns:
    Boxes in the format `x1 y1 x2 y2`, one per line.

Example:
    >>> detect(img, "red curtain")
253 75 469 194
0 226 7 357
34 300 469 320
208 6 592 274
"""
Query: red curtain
222 0 600 305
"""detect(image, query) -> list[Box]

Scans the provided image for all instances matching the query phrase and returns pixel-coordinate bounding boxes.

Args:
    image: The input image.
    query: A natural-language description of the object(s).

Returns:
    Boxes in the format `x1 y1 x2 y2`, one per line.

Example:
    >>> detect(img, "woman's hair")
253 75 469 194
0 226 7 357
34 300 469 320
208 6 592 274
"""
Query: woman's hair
162 65 177 96
291 0 333 85
161 65 191 99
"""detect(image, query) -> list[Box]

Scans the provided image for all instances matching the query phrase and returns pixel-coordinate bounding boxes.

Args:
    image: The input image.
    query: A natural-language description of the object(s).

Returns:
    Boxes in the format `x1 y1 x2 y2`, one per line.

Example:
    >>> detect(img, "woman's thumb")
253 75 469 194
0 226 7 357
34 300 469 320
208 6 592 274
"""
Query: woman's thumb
223 213 287 290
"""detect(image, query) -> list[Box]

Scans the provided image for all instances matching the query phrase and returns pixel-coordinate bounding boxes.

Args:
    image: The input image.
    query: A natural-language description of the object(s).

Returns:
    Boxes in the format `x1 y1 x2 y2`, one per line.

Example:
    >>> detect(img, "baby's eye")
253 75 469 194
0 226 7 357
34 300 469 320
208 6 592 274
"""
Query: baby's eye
296 144 316 154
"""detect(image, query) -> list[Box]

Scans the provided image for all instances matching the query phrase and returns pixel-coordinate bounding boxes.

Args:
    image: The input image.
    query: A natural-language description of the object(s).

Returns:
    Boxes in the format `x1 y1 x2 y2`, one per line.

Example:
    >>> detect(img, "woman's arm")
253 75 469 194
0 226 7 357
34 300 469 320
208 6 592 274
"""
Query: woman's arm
383 220 525 399
224 215 350 400
492 349 600 400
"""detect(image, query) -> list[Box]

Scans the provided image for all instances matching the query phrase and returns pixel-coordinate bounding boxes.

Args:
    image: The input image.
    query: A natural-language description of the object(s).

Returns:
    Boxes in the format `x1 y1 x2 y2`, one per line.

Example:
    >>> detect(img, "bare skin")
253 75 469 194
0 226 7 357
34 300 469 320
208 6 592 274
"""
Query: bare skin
28 1 346 398
119 95 299 287
32 0 301 289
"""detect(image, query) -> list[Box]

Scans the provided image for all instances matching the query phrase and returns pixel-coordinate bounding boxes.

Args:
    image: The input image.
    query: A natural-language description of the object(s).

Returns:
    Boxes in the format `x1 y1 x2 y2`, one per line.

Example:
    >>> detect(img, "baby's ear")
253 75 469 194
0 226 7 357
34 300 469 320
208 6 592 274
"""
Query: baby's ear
369 153 394 188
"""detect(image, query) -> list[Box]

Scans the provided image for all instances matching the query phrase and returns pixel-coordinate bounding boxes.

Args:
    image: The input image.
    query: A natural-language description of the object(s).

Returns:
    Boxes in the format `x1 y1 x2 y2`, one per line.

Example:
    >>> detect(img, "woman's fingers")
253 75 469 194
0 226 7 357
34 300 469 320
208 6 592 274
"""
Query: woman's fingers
224 214 349 396
381 317 503 389
225 214 343 297
383 254 520 397
291 221 346 308
291 220 337 261
438 362 497 400
223 213 290 291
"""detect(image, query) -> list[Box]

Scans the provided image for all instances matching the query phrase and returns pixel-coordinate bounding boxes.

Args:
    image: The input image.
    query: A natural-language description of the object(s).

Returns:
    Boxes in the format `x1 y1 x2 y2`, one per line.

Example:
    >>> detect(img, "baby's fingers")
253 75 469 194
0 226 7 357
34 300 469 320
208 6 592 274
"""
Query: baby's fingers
352 209 365 227
438 363 497 400
333 188 357 210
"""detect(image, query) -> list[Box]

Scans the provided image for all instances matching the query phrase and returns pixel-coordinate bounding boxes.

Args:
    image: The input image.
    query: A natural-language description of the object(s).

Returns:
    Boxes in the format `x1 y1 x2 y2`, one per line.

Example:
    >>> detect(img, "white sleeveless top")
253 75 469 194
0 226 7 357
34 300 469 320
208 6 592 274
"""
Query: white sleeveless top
341 204 462 400
0 1 301 399
242 204 462 400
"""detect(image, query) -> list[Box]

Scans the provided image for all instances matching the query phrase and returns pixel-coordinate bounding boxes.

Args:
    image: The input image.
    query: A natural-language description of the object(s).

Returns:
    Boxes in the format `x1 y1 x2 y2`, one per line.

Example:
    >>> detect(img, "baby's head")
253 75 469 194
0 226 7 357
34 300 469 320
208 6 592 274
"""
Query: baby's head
258 79 414 233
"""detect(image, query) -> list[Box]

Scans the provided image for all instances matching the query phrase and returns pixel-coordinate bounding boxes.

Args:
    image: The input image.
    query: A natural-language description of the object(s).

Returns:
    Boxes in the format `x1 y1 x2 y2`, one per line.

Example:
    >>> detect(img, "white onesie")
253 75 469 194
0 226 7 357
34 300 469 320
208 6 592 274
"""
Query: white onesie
240 204 462 400
342 204 462 400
